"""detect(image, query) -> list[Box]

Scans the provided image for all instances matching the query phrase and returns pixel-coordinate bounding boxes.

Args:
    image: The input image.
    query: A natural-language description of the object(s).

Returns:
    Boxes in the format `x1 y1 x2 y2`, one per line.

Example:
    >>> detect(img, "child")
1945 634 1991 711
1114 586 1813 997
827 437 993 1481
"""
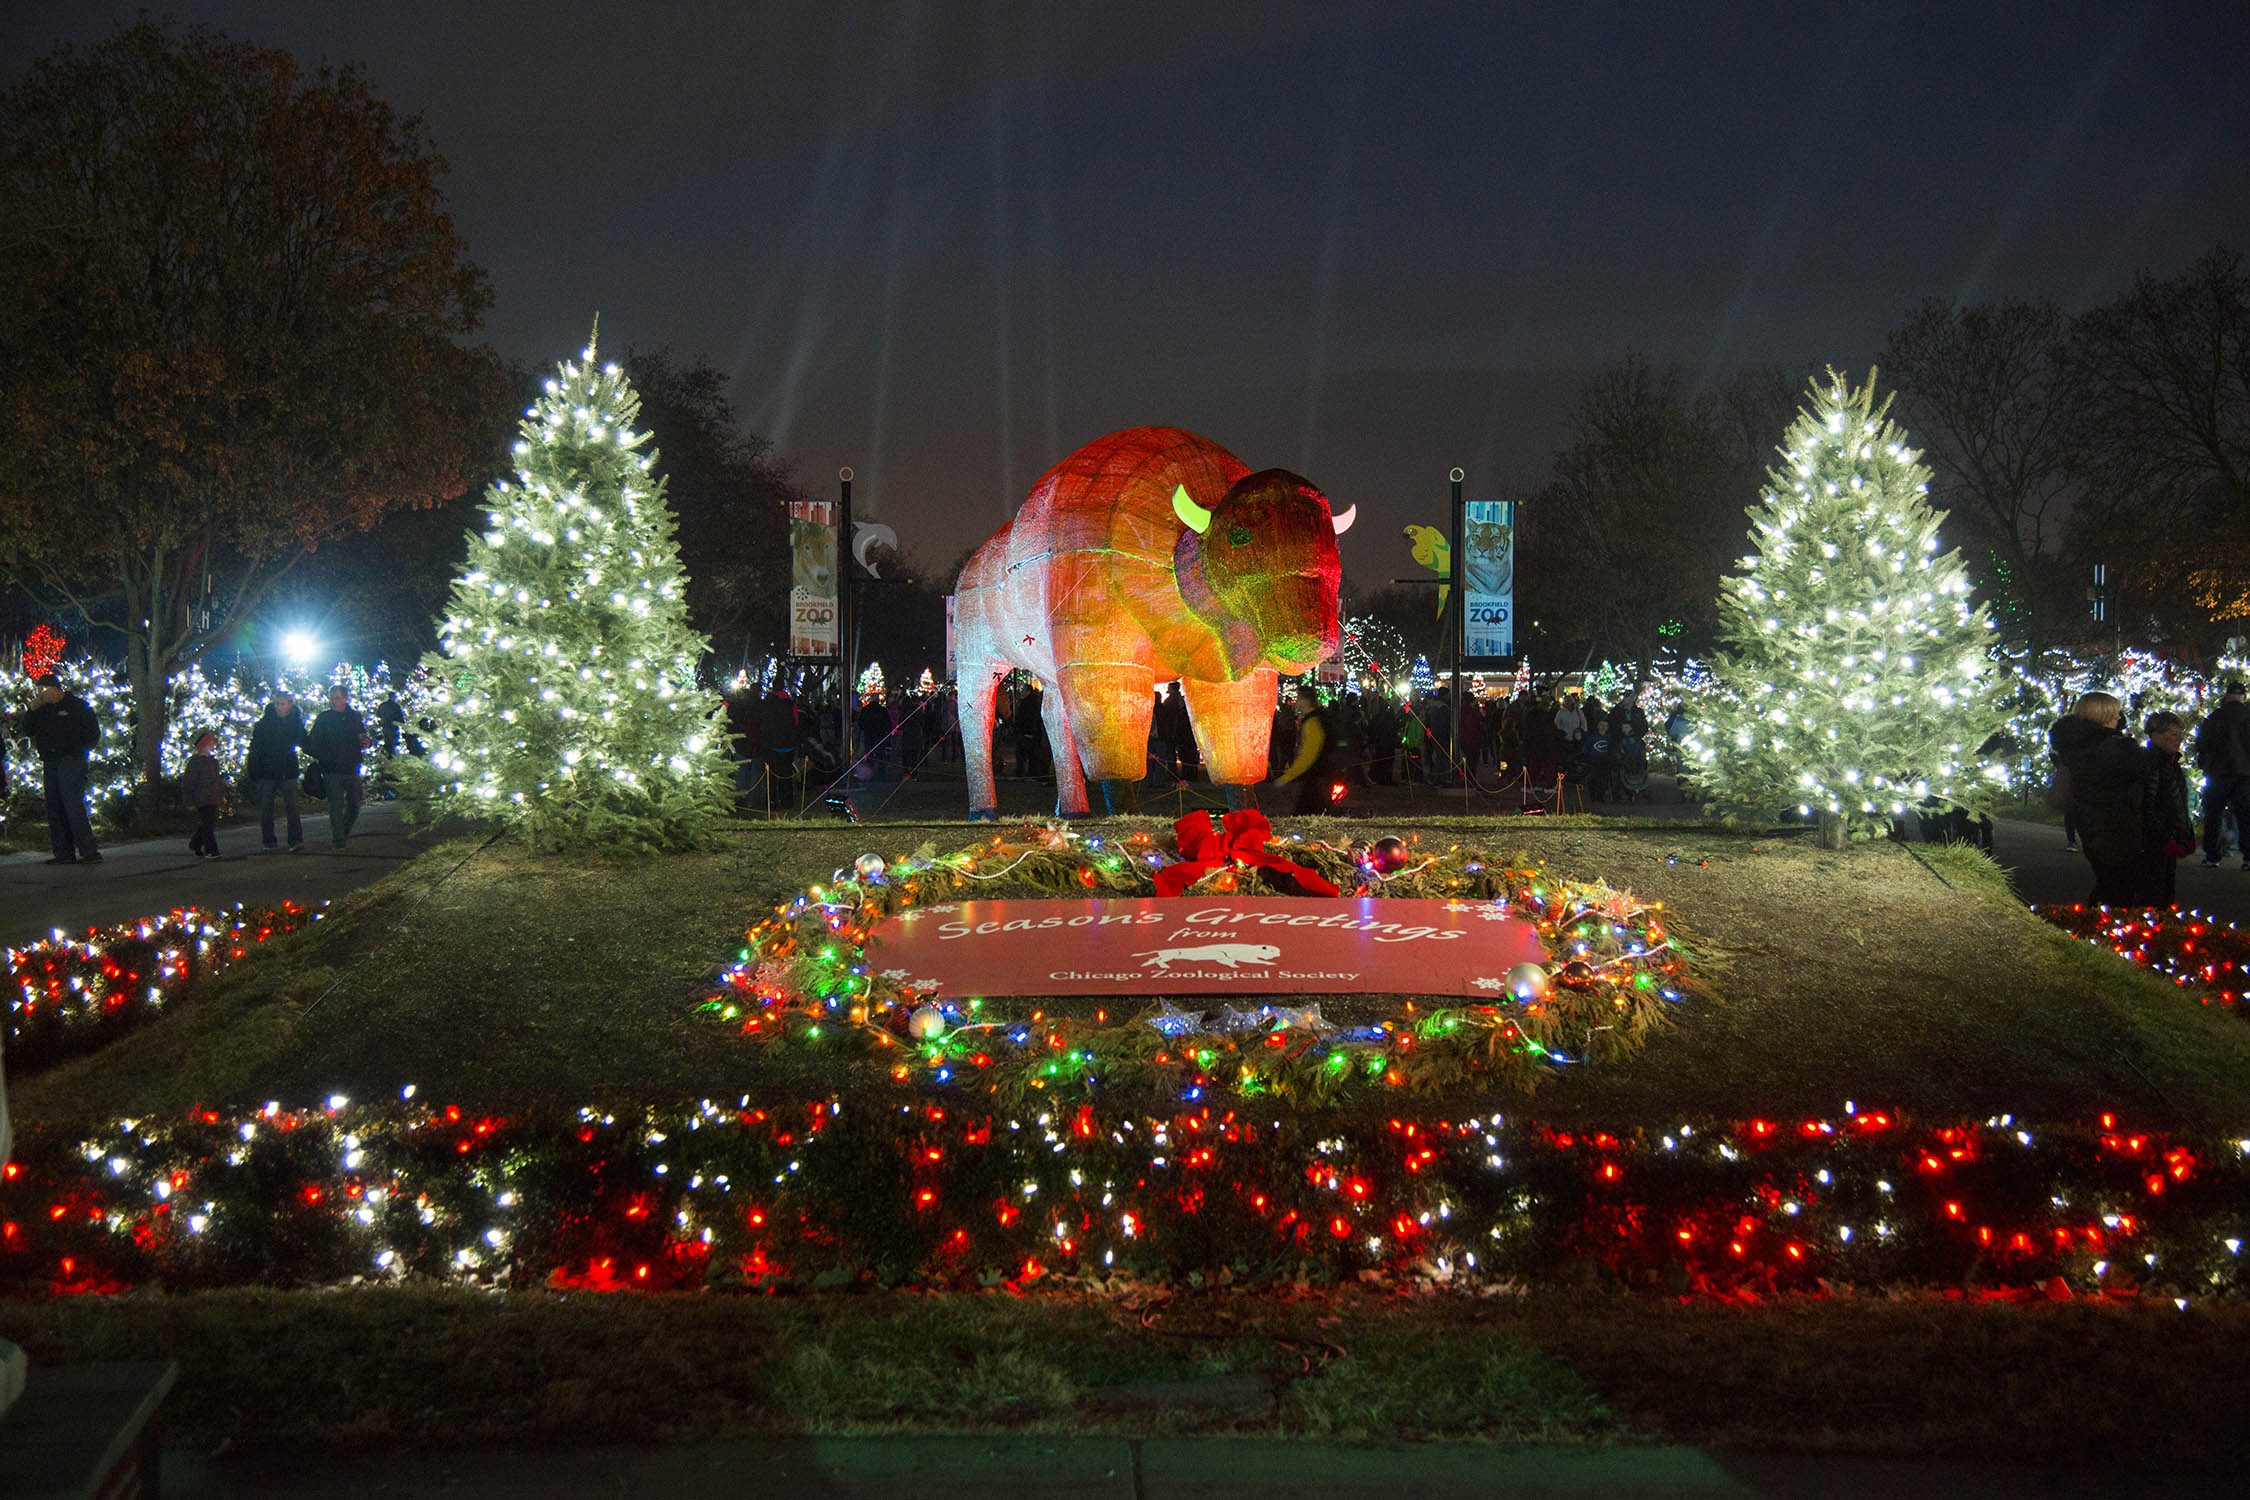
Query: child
184 730 228 860
2139 711 2193 904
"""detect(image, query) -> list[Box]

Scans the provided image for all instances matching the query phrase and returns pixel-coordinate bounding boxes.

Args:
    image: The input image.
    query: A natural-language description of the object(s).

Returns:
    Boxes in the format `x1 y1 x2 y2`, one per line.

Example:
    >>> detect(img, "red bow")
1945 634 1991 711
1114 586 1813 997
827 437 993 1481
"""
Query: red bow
1154 809 1340 899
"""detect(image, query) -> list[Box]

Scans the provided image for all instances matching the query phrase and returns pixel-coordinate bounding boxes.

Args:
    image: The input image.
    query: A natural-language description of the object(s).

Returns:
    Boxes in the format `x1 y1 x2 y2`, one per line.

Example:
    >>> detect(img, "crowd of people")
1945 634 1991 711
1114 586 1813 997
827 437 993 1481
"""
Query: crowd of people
1 670 380 862
714 673 1688 817
2047 681 2250 906
1269 680 1685 809
726 681 968 814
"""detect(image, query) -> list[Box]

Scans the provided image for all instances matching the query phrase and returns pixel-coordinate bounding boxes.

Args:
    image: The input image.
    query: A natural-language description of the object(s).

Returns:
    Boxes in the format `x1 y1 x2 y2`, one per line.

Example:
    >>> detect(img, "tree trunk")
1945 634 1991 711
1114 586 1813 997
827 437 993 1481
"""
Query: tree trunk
127 631 171 833
1817 809 1848 851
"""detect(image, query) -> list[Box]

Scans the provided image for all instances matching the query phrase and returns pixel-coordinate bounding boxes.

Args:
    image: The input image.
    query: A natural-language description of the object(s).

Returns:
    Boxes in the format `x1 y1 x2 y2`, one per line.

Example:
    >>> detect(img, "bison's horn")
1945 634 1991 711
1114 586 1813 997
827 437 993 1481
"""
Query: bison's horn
1330 503 1357 536
1172 484 1212 534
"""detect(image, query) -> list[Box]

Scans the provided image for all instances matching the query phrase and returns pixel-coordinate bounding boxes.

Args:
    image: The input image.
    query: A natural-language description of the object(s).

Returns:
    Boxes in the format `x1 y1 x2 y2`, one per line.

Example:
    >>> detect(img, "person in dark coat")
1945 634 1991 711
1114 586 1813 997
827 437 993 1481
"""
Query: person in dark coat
306 687 367 847
2194 681 2250 868
1013 683 1050 778
758 688 804 813
1267 699 1297 782
1455 690 1486 776
374 691 405 758
2138 711 2195 905
2049 691 2143 906
1363 694 1399 785
1422 692 1452 783
1522 696 1564 805
19 672 102 864
855 693 895 780
246 692 307 852
1582 716 1618 801
1156 682 1197 783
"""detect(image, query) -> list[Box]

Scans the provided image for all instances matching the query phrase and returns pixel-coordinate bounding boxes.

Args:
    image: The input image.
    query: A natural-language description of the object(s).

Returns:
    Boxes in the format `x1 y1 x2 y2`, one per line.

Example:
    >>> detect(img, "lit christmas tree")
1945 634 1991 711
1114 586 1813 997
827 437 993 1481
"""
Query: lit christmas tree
419 332 731 852
1684 371 2006 846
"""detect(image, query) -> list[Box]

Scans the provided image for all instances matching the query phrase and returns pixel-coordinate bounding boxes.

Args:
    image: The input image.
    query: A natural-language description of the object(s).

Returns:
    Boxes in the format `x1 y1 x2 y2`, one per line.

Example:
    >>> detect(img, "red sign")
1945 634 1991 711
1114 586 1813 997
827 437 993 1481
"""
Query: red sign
868 897 1547 998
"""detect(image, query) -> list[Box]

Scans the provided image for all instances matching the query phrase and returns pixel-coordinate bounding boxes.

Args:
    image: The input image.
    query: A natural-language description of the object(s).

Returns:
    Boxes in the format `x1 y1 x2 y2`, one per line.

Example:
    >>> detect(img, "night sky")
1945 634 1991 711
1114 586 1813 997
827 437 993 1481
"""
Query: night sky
6 1 2246 581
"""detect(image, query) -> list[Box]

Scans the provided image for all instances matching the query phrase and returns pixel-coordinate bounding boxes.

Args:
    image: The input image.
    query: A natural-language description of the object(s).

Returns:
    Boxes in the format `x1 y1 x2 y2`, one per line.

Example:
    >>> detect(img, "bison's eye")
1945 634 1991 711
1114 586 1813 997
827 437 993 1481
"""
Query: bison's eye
1226 526 1252 547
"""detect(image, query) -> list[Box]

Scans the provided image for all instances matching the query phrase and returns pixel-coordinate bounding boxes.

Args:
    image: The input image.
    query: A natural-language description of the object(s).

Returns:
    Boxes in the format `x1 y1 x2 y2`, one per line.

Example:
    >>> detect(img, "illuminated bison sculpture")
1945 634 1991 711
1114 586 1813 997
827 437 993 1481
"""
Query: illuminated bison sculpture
956 426 1351 817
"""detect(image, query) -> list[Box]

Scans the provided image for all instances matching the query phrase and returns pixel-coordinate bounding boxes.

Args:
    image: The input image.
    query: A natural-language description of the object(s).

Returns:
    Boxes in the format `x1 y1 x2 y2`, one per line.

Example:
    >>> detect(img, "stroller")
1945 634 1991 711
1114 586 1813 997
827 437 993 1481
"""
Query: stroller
1615 732 1650 804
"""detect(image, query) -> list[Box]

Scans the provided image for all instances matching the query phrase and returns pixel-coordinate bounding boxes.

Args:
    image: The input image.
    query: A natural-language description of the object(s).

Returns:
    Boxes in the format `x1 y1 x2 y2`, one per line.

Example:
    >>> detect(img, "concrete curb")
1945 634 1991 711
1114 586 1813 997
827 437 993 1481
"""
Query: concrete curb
165 1435 2237 1499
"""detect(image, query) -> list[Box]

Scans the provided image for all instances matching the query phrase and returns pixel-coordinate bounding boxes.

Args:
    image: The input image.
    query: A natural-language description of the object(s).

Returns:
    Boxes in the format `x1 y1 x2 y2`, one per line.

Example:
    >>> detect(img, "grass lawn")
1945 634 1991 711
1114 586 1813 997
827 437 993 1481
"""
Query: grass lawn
9 810 2250 1466
17 814 2250 1128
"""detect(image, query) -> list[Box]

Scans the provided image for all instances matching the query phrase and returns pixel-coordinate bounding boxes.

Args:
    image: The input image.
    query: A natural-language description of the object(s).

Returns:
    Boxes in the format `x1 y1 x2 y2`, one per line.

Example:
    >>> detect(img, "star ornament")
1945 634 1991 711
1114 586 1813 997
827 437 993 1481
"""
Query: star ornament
1143 1001 1203 1037
1270 1004 1336 1033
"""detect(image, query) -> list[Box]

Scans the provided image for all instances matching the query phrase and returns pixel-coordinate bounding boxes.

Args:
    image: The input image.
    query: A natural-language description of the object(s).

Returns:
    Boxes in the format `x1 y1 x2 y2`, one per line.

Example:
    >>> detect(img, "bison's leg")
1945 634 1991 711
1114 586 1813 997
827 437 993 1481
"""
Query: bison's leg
1042 683 1094 818
1182 668 1280 801
1053 662 1156 816
959 663 1006 819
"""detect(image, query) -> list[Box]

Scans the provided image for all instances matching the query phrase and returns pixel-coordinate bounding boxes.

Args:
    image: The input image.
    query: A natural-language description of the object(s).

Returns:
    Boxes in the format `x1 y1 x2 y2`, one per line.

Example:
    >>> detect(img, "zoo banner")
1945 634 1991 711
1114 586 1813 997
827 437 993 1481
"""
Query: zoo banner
789 499 839 658
1461 500 1514 661
869 897 1546 998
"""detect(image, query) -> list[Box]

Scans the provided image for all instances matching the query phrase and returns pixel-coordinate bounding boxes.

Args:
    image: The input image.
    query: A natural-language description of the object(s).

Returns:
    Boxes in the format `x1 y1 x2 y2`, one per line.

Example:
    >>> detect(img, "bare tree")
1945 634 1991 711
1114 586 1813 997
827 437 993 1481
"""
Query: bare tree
2066 248 2250 643
623 349 802 656
1881 297 2083 654
1535 359 1748 686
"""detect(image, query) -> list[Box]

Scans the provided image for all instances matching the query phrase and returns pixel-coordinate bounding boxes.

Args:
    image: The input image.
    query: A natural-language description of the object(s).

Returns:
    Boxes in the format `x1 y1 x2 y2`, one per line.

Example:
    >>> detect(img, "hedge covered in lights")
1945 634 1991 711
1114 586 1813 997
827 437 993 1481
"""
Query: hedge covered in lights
5 1097 2247 1300
6 903 323 1073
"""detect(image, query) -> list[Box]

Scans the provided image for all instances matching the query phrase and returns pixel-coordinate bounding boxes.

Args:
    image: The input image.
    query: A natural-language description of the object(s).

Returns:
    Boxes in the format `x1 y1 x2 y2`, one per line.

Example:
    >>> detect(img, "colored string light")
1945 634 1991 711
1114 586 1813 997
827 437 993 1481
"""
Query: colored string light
703 824 1692 1101
2038 905 2250 1009
4 1096 2243 1302
6 902 323 1072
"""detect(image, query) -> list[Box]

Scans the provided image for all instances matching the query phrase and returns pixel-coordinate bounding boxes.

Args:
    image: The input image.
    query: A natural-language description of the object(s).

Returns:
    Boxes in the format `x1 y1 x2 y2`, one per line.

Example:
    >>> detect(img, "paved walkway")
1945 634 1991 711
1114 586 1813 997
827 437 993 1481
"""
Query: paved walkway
161 1434 2236 1498
1986 811 2250 921
0 801 449 949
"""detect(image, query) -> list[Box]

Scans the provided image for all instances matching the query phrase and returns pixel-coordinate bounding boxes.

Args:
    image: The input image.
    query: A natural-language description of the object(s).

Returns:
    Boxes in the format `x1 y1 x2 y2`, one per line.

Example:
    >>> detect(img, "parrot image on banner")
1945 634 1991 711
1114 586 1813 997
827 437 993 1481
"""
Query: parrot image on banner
1403 524 1449 614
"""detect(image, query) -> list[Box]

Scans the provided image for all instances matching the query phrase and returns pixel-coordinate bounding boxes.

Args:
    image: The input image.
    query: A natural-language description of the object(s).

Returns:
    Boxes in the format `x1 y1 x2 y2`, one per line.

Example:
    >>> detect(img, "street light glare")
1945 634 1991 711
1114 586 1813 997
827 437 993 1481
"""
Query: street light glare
281 629 319 665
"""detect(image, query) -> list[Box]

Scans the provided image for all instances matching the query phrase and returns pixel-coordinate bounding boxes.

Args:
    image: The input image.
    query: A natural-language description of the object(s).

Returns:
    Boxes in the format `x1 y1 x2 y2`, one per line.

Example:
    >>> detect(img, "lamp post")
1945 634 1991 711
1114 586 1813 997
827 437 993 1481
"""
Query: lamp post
839 468 856 789
1447 466 1465 752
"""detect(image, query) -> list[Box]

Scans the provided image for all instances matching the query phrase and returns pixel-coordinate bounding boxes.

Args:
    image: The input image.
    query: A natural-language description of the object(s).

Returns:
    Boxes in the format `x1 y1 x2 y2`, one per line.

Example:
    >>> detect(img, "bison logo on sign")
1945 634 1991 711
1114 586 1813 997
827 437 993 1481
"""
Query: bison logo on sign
1134 942 1281 972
